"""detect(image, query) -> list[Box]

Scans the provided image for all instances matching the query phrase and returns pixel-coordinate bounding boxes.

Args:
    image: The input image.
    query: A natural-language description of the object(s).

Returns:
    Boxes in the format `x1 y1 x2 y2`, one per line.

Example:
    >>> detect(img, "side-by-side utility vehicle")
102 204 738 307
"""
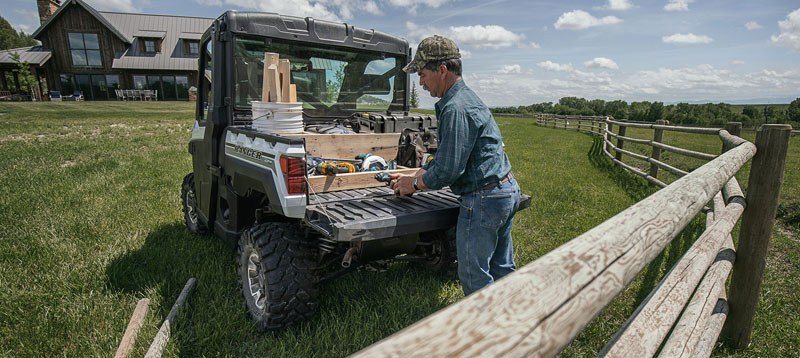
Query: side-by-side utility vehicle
181 10 530 330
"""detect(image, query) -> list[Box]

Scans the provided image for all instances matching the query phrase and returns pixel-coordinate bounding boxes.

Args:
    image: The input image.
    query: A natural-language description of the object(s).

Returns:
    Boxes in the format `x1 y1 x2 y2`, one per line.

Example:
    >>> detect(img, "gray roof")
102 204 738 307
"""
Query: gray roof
101 12 212 71
0 46 52 66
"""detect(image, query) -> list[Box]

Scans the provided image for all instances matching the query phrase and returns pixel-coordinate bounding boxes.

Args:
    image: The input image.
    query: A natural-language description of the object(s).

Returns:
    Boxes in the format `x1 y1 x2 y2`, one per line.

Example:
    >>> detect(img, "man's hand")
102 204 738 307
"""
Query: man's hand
389 173 416 196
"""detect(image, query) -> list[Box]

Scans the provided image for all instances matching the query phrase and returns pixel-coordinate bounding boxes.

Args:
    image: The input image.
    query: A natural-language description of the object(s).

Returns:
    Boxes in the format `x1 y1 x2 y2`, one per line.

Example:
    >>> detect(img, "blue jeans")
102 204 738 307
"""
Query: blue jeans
456 176 521 296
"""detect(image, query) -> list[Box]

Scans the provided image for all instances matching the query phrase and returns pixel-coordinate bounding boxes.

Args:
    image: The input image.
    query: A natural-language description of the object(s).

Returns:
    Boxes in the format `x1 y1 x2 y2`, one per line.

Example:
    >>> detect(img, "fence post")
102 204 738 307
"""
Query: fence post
648 119 666 178
615 123 627 161
723 122 743 151
605 120 614 153
724 124 792 349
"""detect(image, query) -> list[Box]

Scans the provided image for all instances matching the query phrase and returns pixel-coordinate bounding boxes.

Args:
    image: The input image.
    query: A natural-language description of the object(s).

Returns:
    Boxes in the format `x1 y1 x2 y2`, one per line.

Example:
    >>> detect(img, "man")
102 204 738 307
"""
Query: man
390 35 522 296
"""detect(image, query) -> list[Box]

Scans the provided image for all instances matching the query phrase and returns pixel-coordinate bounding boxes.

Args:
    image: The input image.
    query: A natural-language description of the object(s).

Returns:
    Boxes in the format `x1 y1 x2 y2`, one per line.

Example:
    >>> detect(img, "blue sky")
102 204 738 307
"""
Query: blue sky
4 0 800 108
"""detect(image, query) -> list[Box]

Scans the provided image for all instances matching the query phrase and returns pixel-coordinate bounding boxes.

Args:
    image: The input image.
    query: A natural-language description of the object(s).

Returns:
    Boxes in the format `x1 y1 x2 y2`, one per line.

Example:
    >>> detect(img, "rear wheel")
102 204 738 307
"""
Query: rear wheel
237 222 320 331
420 228 458 278
181 173 207 235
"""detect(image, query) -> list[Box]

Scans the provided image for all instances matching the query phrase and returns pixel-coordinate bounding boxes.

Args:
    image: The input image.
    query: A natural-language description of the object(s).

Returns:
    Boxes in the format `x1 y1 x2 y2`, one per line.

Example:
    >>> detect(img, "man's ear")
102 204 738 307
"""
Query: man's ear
439 63 448 75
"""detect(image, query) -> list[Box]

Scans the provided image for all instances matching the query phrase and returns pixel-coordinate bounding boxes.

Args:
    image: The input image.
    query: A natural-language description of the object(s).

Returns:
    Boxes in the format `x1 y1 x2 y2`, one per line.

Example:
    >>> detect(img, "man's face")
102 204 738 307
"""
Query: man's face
417 66 445 98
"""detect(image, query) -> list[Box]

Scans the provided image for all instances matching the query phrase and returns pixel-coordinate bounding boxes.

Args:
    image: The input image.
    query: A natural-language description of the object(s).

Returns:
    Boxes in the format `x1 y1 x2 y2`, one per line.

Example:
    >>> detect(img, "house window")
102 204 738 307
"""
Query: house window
142 39 158 53
186 41 199 56
132 74 190 100
68 32 101 67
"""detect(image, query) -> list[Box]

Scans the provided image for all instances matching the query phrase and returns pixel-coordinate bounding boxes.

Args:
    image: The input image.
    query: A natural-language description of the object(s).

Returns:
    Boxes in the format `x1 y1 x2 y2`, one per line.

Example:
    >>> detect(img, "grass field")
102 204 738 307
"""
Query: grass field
0 102 797 356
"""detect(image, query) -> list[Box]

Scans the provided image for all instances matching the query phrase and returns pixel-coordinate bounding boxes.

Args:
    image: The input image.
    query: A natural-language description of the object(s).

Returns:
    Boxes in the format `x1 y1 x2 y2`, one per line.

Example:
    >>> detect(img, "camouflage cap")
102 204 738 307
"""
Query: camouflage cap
403 35 461 73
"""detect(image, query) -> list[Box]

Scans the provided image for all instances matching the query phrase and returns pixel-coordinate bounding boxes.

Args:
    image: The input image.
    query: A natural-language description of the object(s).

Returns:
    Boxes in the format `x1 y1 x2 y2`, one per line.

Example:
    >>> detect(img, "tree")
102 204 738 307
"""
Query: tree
787 98 800 124
0 16 37 50
763 106 777 124
410 82 419 108
11 52 38 100
604 100 628 119
741 105 763 125
647 101 664 122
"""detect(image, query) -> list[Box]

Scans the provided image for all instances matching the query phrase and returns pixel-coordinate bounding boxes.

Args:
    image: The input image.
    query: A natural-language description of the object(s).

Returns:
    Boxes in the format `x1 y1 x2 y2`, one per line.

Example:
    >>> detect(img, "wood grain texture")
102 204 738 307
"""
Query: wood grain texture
354 141 755 358
658 194 735 357
289 84 297 102
601 196 745 357
114 298 150 358
145 278 196 358
660 242 734 358
725 124 793 348
693 298 729 357
308 168 418 193
284 133 399 161
279 59 291 102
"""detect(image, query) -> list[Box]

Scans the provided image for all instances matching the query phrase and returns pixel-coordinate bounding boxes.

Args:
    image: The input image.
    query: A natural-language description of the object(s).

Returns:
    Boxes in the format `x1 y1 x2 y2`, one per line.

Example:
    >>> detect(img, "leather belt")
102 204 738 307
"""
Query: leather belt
481 171 513 190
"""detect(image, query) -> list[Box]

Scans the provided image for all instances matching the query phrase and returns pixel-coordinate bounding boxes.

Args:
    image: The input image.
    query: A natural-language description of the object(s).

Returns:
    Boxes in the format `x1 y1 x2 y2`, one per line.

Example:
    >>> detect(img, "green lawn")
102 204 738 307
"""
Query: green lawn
0 102 796 356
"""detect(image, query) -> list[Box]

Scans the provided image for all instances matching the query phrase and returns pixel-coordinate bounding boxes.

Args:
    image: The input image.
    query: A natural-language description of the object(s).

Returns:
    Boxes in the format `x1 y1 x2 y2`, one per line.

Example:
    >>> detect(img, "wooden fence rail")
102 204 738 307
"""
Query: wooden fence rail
353 114 791 357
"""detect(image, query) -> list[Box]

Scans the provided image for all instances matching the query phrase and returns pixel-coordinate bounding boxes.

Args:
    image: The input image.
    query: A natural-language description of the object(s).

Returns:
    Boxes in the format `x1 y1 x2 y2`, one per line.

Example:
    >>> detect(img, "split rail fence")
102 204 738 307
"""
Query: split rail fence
353 114 792 356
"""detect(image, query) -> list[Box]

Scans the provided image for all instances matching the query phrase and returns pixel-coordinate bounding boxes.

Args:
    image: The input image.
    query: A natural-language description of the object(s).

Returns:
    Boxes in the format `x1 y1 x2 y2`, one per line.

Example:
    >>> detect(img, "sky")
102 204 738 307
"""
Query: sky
4 0 800 108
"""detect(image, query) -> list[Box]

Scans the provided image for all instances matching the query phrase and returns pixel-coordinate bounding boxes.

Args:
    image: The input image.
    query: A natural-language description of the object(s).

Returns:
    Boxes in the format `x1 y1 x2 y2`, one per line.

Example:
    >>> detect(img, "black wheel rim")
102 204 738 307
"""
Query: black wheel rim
186 187 199 225
246 249 266 310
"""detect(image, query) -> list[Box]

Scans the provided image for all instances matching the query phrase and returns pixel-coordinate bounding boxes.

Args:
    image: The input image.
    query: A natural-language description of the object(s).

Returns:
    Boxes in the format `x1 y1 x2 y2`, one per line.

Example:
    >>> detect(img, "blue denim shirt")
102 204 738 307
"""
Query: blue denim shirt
422 79 512 195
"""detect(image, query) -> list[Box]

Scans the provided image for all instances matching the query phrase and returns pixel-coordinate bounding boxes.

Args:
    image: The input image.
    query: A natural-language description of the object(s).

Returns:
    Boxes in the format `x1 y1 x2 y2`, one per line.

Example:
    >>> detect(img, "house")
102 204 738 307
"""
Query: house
0 0 212 100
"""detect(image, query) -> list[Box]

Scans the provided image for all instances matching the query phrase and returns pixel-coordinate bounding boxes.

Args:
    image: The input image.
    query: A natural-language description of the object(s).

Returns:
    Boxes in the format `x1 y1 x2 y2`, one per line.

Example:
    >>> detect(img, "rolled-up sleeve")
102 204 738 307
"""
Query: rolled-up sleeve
422 106 475 190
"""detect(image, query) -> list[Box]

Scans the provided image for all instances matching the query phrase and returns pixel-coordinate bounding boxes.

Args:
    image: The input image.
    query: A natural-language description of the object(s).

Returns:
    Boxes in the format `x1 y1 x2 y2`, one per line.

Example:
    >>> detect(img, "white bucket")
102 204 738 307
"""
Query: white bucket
251 101 304 134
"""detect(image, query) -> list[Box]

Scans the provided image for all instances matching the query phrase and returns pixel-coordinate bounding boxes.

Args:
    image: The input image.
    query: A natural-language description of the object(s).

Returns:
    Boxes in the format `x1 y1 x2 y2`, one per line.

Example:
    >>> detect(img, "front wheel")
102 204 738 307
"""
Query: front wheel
181 173 207 235
237 222 320 331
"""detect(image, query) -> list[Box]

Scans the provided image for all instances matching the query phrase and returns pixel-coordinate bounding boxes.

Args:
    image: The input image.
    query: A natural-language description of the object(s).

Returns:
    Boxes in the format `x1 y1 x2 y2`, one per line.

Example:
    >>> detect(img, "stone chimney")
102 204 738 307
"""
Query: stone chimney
37 0 61 24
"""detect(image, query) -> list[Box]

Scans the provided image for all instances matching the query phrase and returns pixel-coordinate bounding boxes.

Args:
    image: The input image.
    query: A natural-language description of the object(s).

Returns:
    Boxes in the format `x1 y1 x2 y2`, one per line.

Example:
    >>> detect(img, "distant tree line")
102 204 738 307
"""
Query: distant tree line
493 96 800 128
0 16 37 50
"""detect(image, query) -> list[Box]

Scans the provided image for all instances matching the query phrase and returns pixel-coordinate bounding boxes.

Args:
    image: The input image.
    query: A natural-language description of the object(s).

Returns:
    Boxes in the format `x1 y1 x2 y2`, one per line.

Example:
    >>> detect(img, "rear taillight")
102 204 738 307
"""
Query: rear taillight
280 155 306 195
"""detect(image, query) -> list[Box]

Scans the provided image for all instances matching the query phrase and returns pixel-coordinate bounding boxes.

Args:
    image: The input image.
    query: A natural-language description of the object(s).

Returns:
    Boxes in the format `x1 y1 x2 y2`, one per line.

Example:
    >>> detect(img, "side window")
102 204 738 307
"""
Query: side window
199 39 212 124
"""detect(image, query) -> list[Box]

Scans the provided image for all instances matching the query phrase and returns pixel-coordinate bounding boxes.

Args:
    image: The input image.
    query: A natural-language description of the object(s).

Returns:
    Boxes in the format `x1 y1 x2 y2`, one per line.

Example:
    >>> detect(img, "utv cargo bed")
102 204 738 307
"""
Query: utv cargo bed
305 187 531 241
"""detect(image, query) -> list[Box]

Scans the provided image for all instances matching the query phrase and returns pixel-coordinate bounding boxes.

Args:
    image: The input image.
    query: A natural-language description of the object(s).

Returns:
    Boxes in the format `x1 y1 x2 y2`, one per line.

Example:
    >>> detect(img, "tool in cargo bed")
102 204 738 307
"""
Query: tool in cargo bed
356 153 388 171
317 161 356 175
374 171 392 183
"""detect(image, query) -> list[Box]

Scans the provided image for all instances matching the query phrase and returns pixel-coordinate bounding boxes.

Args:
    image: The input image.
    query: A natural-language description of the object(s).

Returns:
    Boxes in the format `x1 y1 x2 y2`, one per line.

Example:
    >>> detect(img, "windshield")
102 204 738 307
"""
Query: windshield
234 37 406 116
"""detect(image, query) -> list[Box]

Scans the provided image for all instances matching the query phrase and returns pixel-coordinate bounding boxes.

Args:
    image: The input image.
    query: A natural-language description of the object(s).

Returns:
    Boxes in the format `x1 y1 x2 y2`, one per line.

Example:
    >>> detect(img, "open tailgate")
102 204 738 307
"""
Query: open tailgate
305 187 531 242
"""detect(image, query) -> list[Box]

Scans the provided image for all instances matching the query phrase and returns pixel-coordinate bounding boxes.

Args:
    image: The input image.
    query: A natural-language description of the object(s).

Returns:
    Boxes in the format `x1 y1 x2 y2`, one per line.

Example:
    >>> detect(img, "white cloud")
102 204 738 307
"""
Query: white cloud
584 57 619 70
194 0 386 21
460 50 472 59
604 0 633 11
388 0 449 13
662 33 713 44
664 0 692 12
498 64 522 74
363 1 382 15
11 23 33 33
86 0 140 12
405 22 526 49
732 60 745 65
745 21 763 30
537 60 574 72
554 10 622 30
449 24 525 48
444 63 800 108
771 8 800 52
528 42 541 49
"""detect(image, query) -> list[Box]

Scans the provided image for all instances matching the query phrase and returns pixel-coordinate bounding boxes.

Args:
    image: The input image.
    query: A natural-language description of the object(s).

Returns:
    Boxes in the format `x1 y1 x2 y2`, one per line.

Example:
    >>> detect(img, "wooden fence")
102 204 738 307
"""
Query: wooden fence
353 114 792 356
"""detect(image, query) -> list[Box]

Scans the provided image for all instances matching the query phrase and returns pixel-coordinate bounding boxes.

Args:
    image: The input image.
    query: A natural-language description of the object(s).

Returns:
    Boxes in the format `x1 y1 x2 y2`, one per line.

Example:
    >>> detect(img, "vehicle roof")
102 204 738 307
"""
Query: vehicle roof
217 11 409 57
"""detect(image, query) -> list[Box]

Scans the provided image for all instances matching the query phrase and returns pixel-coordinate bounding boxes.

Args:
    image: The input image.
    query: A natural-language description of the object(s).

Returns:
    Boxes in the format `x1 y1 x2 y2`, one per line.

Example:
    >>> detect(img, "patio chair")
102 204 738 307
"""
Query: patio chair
142 90 152 101
73 91 84 101
152 90 158 101
50 91 62 102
